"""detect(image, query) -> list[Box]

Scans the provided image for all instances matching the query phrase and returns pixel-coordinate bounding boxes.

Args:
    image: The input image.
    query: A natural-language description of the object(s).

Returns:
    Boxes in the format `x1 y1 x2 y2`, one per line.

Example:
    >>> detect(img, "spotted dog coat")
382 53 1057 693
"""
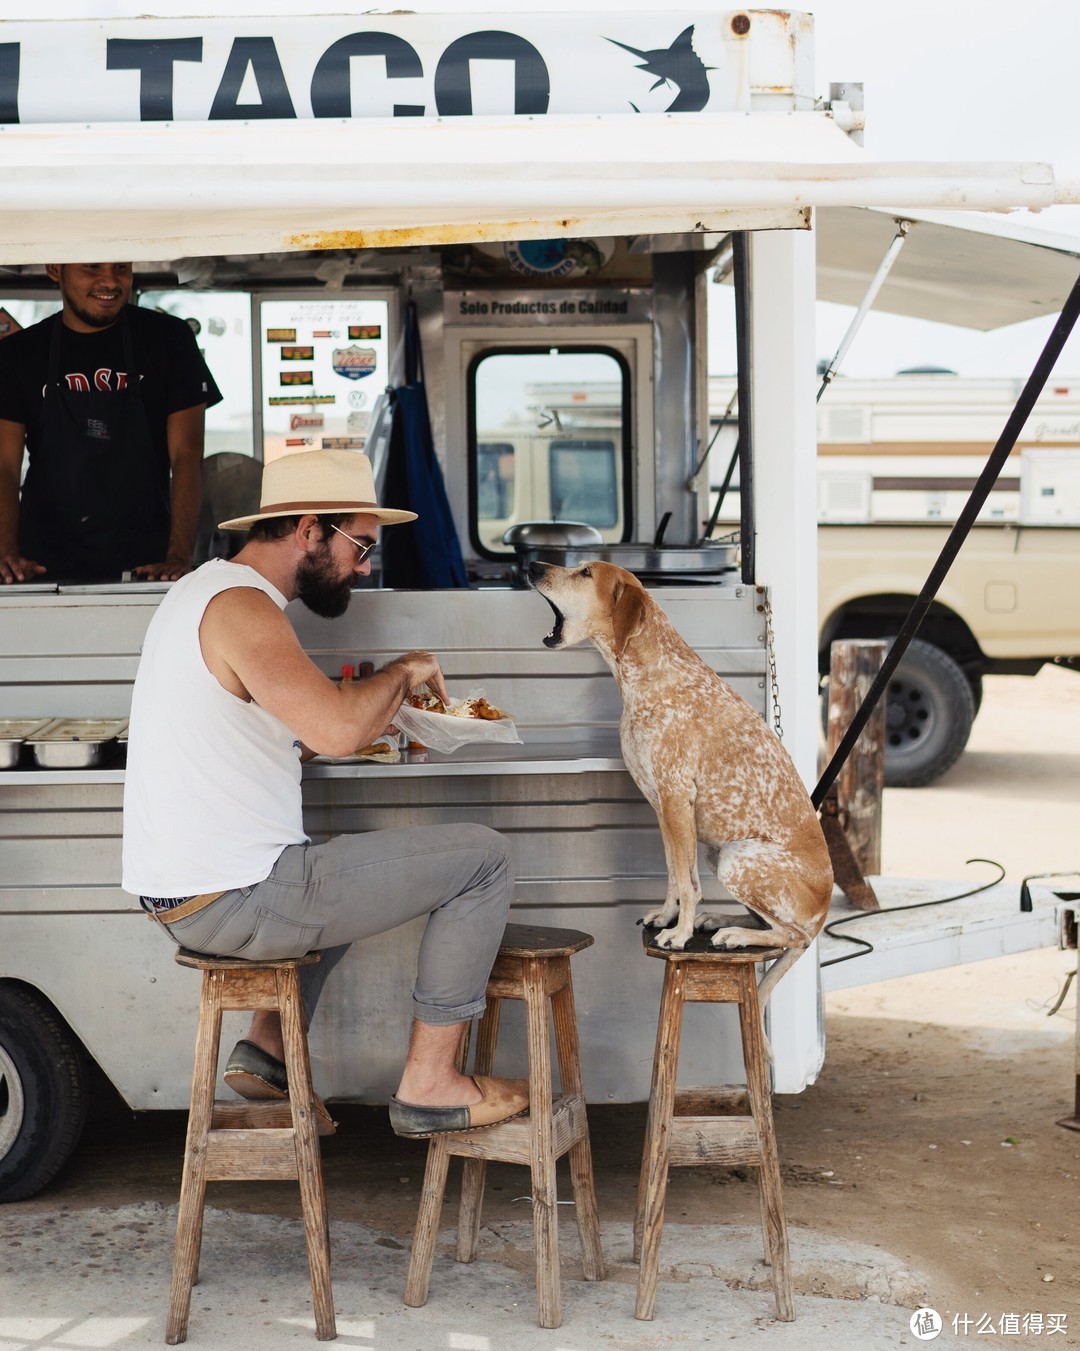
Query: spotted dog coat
530 560 833 1004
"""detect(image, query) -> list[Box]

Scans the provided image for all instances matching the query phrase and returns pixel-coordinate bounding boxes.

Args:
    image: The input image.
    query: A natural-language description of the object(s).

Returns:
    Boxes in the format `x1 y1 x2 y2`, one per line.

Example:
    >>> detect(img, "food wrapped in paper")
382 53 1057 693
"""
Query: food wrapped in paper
393 688 523 754
319 739 401 764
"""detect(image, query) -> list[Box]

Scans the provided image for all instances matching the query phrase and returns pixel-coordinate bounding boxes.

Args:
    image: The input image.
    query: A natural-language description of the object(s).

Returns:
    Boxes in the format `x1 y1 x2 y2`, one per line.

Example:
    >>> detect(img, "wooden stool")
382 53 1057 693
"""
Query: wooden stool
634 933 794 1323
404 923 605 1328
166 949 336 1344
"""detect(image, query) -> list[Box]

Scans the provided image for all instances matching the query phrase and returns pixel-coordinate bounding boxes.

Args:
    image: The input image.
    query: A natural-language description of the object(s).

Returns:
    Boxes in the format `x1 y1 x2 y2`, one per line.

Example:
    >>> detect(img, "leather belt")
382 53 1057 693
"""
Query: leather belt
150 890 229 924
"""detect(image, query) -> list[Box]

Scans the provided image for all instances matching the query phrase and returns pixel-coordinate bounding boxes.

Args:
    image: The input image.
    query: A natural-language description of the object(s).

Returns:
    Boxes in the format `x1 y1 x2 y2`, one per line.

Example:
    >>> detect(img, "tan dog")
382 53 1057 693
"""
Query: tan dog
529 560 833 1004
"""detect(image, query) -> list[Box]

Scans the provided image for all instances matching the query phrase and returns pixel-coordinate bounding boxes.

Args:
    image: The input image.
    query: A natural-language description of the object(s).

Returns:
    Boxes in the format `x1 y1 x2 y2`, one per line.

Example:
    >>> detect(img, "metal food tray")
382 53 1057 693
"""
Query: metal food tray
26 718 129 769
0 718 56 770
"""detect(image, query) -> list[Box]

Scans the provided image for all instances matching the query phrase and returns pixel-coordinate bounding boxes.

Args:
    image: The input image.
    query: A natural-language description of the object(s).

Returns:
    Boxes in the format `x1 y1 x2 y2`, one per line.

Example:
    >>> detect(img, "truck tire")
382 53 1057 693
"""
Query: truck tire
0 984 87 1203
884 638 976 787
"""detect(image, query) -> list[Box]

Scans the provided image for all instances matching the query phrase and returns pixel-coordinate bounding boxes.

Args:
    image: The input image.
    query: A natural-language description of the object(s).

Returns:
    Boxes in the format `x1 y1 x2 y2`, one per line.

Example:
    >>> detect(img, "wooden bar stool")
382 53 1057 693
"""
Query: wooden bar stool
634 932 795 1323
167 949 336 1345
404 923 605 1328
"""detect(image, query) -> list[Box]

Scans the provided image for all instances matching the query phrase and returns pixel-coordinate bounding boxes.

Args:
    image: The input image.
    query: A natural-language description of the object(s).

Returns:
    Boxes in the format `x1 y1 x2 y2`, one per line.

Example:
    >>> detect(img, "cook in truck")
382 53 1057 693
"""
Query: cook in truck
0 262 221 584
121 448 529 1138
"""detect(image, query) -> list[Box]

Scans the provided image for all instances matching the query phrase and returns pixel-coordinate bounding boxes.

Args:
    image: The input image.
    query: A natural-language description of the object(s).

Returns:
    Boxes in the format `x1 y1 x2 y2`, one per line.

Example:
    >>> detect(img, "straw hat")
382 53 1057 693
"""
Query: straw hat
218 448 416 530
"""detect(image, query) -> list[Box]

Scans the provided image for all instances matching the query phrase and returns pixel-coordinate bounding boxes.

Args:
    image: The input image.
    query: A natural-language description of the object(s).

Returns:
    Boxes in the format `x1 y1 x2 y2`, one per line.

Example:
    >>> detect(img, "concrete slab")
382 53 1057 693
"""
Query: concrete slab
0 1202 931 1350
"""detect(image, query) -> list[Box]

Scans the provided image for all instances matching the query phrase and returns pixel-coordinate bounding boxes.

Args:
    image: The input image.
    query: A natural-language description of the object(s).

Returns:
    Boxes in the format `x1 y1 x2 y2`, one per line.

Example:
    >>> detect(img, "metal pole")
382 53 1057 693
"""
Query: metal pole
817 221 912 402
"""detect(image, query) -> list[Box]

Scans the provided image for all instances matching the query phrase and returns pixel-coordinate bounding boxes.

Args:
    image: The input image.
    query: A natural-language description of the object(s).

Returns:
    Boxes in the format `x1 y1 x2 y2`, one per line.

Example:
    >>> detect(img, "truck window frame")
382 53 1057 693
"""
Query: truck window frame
466 344 633 559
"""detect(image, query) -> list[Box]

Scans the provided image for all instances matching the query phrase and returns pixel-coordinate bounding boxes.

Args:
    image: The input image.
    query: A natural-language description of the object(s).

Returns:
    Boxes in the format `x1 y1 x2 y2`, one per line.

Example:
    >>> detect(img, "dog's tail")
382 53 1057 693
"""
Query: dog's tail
756 946 807 1066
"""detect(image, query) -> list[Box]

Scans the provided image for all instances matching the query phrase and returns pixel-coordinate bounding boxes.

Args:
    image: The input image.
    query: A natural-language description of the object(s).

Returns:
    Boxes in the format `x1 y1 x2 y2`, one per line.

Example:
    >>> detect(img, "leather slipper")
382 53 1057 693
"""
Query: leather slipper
224 1038 336 1135
389 1075 529 1139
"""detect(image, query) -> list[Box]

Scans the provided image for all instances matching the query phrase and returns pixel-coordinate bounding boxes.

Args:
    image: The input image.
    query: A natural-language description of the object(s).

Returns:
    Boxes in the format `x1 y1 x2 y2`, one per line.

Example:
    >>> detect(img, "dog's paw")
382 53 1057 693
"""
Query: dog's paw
640 906 678 930
652 925 691 950
708 926 759 950
693 911 722 932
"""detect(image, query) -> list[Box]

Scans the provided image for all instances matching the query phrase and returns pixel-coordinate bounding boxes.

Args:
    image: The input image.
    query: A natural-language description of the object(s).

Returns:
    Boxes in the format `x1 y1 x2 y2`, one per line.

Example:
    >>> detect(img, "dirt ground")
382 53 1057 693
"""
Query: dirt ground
7 668 1080 1334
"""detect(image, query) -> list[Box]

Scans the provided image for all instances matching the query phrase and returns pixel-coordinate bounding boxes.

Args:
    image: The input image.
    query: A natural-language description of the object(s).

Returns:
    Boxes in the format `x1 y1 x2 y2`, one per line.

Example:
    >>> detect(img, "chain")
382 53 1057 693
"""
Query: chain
758 587 783 739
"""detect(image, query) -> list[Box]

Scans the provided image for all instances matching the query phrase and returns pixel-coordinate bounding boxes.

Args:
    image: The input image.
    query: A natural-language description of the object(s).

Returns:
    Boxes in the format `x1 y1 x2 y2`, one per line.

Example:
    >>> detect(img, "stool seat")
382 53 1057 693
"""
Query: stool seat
635 931 795 1323
166 949 336 1344
404 922 604 1328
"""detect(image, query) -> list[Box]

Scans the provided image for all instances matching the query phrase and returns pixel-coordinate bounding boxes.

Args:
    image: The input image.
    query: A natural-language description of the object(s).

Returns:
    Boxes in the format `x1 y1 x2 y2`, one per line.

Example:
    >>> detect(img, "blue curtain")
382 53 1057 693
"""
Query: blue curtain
380 302 468 589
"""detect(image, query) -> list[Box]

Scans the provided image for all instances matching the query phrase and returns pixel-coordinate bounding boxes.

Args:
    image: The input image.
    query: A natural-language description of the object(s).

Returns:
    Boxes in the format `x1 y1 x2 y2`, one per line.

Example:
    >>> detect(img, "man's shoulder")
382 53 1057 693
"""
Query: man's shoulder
126 305 197 344
0 314 53 368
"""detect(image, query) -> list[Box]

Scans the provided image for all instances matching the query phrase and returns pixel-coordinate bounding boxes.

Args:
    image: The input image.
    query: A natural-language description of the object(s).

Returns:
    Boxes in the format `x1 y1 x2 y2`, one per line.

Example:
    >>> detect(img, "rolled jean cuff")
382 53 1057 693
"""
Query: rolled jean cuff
412 994 488 1026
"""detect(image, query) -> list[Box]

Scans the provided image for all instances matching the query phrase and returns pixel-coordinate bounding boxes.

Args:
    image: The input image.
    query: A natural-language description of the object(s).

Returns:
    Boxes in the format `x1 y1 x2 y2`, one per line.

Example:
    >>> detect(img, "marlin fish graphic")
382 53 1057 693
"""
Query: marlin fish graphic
606 25 712 113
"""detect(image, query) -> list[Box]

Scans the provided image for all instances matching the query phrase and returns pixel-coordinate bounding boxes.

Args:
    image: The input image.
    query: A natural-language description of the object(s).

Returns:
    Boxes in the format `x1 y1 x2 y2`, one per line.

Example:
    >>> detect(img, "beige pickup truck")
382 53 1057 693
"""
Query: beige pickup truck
818 521 1080 786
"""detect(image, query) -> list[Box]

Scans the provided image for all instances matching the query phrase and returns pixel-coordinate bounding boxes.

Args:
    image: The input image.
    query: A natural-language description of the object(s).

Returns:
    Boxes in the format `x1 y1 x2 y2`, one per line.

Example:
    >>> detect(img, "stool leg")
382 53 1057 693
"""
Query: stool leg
457 999 502 1264
551 971 605 1282
278 968 336 1341
523 958 560 1329
167 970 224 1345
404 1134 452 1308
634 960 686 1321
737 969 794 1322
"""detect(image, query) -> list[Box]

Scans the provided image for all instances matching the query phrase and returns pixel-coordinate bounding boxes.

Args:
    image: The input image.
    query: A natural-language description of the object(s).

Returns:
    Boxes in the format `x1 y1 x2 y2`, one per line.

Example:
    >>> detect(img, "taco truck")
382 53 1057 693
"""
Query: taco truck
0 6 1077 1202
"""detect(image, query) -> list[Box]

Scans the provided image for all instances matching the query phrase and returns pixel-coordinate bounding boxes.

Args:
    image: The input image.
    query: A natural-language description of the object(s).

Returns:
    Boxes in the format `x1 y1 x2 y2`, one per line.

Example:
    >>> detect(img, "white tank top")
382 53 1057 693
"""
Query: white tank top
122 559 309 898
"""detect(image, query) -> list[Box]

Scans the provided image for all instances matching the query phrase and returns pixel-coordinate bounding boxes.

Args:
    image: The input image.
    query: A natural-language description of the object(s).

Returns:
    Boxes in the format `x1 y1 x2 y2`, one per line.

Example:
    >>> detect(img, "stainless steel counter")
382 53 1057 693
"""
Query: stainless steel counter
1 580 767 1108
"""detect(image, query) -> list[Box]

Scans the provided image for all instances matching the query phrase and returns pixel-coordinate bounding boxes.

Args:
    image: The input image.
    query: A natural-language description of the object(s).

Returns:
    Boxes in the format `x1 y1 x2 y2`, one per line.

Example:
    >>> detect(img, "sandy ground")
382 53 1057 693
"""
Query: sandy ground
2 668 1079 1346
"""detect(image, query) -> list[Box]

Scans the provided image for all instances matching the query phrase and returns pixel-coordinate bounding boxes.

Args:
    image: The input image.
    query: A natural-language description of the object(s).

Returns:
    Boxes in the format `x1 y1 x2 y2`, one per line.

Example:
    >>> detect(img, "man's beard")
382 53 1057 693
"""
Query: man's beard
296 545 353 619
64 294 124 330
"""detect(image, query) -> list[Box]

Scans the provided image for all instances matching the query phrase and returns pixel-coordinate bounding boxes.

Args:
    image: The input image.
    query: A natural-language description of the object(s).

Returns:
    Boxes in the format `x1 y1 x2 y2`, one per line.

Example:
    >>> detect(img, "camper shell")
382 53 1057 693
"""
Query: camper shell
0 6 1077 1202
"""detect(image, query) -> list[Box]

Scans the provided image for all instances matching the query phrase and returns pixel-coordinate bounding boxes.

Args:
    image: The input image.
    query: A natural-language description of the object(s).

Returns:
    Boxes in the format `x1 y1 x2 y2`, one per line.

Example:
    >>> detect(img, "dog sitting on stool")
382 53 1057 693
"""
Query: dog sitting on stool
529 560 833 1005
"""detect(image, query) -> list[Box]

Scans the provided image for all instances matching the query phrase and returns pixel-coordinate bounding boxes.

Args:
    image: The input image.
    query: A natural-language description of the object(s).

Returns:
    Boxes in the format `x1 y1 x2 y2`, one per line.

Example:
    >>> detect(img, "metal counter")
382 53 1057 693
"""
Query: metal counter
1 581 767 1107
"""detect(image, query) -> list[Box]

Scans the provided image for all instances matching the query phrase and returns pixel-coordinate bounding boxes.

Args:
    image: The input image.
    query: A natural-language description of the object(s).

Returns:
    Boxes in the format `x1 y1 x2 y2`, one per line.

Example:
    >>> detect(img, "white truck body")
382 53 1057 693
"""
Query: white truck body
0 6 1075 1201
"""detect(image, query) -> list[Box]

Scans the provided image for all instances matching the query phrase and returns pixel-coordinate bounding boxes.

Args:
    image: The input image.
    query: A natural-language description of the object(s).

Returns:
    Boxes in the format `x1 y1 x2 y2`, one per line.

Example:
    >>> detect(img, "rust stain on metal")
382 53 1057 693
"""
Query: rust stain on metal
730 13 751 35
284 219 590 253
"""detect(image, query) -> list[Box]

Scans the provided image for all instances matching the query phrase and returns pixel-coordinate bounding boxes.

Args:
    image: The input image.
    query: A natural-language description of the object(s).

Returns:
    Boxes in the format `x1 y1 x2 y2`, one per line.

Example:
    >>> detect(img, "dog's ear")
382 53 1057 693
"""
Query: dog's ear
611 579 647 658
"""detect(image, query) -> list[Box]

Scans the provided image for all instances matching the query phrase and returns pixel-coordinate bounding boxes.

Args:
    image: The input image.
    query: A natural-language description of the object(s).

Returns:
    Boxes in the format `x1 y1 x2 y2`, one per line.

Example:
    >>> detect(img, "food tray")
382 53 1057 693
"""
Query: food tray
393 701 521 755
0 718 55 769
26 718 128 769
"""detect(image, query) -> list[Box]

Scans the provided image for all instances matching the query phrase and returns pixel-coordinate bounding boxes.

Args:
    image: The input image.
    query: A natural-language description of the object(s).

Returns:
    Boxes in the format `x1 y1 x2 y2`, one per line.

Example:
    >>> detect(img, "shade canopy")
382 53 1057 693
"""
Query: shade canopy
814 206 1080 331
0 110 1074 265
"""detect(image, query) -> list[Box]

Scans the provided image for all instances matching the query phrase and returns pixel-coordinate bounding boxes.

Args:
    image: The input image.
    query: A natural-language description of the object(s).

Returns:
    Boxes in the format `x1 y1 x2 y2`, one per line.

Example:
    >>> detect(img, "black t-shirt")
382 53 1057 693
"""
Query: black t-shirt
0 304 222 447
0 305 222 575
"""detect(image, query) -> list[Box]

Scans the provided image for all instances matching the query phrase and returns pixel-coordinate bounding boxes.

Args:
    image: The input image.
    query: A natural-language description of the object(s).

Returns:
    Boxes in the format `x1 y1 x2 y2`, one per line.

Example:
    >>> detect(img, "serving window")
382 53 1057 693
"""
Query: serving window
468 346 631 556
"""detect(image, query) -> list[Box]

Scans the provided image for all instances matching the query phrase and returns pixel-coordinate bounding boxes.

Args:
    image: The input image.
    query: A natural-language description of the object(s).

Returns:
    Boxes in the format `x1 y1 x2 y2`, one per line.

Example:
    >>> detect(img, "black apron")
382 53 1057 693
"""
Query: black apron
19 312 170 579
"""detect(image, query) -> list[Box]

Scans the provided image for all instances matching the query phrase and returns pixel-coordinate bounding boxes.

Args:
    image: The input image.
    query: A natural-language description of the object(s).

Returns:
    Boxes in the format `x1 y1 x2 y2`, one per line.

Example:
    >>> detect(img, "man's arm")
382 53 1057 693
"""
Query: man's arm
133 404 205 581
0 419 45 584
199 586 449 757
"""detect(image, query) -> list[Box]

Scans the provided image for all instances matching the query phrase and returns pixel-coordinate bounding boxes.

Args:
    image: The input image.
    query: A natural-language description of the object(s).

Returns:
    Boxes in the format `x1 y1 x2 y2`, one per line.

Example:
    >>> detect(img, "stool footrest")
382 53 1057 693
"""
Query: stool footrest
674 1087 750 1117
442 1093 586 1166
211 1100 335 1137
667 1116 762 1168
205 1127 300 1180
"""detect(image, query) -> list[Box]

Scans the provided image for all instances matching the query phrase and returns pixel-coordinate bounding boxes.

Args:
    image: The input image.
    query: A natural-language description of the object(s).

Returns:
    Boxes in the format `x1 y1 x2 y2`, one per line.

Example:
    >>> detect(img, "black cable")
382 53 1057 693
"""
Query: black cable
1019 869 1080 912
812 271 1080 811
820 858 1006 968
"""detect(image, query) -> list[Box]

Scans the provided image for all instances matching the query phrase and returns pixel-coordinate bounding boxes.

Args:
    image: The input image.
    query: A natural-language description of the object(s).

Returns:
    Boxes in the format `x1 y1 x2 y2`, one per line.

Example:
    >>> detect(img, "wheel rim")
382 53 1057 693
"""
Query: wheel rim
0 1041 26 1162
886 674 936 755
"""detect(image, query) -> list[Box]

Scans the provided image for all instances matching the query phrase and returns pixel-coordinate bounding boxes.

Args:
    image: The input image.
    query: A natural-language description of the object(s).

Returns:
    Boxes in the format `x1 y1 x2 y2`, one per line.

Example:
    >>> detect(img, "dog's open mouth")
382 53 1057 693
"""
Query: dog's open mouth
536 593 565 648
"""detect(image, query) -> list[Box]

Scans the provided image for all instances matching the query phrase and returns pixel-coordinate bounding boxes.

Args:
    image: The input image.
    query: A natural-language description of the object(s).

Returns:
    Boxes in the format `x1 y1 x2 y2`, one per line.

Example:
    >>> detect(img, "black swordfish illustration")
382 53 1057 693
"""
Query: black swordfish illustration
606 25 712 113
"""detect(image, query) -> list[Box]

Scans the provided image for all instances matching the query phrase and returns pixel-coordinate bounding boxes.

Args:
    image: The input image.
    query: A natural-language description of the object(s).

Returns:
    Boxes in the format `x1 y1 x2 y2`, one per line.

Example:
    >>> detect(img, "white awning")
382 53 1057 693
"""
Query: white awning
0 110 1074 264
815 206 1080 331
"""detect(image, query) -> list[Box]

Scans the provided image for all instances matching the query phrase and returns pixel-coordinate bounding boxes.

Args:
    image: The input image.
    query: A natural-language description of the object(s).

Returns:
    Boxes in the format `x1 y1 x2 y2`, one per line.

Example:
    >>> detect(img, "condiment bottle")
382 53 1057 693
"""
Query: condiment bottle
340 664 355 683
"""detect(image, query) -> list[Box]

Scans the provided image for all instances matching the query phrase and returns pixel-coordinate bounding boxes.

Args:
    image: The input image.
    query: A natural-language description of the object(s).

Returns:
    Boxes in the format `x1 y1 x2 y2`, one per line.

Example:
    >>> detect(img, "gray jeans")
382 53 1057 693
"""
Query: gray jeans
158 823 513 1028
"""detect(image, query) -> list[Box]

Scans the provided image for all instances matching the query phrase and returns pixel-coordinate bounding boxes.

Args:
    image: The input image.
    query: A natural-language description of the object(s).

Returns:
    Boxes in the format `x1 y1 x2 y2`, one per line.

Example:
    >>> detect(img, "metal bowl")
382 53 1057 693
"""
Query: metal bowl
502 521 604 548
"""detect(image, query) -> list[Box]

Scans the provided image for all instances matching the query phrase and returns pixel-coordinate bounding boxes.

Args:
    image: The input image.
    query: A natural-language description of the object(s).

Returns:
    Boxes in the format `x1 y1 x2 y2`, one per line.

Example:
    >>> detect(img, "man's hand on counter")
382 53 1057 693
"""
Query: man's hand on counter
0 551 47 584
131 558 193 582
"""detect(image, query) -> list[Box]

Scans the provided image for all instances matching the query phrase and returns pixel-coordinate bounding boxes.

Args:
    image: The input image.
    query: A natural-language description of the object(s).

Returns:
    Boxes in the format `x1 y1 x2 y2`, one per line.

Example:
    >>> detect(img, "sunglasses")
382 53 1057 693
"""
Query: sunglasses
330 523 377 565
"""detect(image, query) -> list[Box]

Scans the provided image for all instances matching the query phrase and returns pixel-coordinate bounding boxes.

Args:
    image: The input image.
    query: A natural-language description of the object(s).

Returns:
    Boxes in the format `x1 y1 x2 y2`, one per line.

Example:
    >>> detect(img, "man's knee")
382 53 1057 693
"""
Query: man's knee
457 823 512 889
